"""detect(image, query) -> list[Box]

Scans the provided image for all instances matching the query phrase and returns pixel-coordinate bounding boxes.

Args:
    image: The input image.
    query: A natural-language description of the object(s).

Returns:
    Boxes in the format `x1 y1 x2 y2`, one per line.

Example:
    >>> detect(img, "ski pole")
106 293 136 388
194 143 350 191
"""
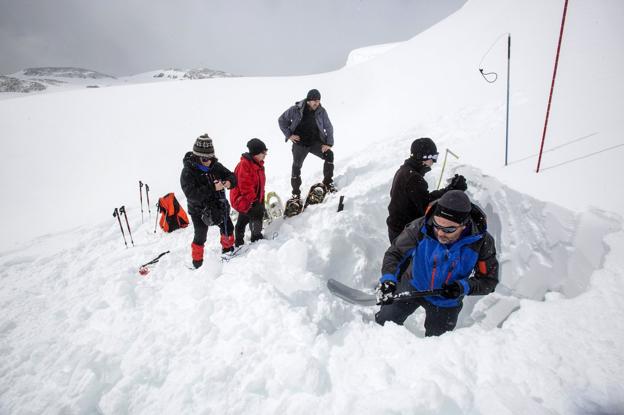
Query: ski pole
154 200 160 234
145 184 151 217
119 205 135 246
113 207 128 248
139 250 170 275
139 181 144 223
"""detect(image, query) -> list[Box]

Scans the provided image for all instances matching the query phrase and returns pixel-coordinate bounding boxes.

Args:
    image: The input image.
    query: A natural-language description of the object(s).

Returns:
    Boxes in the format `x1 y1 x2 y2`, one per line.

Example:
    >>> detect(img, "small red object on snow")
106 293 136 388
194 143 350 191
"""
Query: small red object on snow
139 266 149 276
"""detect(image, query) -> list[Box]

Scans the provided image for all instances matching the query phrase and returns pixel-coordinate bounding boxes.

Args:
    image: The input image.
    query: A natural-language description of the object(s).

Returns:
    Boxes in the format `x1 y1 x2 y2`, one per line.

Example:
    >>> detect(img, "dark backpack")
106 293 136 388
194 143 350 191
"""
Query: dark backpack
157 193 189 232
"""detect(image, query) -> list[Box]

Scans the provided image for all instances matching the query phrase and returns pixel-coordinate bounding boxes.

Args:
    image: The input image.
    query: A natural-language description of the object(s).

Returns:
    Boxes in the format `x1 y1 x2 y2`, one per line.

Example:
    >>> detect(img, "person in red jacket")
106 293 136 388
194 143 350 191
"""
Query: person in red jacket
230 138 268 246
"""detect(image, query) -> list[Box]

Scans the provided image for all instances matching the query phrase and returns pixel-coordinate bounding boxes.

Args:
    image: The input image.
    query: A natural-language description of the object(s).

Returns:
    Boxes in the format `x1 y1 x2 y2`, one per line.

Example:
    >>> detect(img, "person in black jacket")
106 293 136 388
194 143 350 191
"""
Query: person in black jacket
278 89 336 198
386 137 467 243
377 190 499 336
180 134 237 268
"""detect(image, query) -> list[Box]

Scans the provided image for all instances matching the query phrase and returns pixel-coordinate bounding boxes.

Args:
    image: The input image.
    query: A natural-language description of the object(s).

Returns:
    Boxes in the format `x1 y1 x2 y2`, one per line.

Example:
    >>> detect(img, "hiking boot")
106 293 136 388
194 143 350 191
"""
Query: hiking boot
324 181 337 193
192 260 203 269
250 234 264 243
222 246 234 254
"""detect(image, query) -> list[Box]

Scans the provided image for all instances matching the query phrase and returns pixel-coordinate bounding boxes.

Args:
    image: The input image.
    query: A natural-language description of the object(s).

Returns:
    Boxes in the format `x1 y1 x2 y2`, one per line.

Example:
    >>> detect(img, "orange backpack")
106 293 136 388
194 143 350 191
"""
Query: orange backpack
157 193 189 232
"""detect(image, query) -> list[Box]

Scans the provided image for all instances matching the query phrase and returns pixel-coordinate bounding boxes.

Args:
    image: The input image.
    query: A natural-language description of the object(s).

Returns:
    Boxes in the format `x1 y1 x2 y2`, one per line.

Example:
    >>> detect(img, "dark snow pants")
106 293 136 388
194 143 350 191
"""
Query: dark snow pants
190 213 234 247
291 142 334 195
234 203 265 245
375 297 462 337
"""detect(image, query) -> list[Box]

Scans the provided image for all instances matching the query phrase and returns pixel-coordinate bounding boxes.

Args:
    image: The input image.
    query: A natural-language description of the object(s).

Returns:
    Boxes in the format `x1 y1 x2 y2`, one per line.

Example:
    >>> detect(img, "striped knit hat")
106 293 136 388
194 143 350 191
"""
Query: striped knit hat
193 134 215 157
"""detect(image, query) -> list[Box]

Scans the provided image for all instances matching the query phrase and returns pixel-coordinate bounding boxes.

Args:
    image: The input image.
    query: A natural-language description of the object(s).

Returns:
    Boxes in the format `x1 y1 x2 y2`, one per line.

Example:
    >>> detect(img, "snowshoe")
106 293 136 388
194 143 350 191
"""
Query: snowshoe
264 191 284 223
284 196 304 217
304 183 328 208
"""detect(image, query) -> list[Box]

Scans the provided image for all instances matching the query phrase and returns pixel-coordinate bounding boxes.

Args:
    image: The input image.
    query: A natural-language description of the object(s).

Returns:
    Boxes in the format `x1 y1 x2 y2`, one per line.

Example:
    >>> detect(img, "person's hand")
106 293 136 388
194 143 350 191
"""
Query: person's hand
321 144 332 153
223 180 232 189
441 282 463 299
447 174 467 191
214 180 225 191
376 281 397 304
289 135 301 143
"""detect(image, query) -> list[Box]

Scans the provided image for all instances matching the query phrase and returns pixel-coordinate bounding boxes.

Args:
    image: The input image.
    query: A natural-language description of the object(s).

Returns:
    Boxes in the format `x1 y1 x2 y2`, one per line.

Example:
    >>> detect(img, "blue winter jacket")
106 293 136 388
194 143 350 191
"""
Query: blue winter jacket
380 201 499 307
278 100 334 146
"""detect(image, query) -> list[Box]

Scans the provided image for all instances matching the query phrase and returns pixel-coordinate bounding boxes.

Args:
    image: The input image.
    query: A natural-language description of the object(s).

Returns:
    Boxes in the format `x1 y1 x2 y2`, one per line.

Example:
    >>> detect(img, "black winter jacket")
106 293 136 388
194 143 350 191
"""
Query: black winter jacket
180 152 237 216
386 157 447 234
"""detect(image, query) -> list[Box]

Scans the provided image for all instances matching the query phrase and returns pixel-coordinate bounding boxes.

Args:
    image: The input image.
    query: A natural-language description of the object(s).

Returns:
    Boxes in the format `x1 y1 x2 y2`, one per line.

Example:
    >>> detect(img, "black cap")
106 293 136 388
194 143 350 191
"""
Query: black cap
247 138 268 156
410 137 438 161
306 89 321 101
434 190 471 224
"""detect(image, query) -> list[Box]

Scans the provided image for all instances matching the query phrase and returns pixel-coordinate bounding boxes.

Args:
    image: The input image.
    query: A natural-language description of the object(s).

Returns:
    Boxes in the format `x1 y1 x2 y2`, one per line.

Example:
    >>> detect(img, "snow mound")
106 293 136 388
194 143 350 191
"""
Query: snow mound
344 42 402 67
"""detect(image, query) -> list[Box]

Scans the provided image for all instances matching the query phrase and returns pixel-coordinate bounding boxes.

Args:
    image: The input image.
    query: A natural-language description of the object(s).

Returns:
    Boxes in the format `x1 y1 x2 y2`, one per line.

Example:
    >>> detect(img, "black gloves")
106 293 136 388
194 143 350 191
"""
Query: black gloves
447 174 467 191
441 282 463 299
379 281 396 295
376 281 397 304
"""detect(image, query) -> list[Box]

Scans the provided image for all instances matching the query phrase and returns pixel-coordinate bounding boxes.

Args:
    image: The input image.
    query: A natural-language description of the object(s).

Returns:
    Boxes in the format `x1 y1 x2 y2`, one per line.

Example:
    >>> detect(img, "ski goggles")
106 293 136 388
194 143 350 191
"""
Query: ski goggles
423 153 439 162
432 217 463 234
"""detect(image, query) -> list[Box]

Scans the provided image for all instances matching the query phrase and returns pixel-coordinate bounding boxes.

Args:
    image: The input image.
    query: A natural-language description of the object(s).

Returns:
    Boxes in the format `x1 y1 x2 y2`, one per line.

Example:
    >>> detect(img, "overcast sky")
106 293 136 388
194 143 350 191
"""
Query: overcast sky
0 0 465 77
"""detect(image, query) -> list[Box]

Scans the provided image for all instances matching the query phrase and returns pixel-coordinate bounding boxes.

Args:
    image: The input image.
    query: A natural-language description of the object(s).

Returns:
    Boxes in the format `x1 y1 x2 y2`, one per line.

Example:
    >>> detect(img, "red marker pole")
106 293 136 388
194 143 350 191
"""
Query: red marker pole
536 0 569 173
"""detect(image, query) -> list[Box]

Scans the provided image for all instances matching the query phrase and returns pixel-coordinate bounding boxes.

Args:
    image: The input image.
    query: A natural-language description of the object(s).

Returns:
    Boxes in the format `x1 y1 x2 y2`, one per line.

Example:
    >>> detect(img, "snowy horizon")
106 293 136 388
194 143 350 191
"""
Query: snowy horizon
1 0 623 413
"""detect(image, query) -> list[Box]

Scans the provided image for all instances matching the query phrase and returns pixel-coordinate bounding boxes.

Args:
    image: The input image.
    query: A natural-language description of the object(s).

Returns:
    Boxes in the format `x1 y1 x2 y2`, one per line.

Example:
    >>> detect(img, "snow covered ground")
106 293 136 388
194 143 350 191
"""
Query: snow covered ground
1 0 623 413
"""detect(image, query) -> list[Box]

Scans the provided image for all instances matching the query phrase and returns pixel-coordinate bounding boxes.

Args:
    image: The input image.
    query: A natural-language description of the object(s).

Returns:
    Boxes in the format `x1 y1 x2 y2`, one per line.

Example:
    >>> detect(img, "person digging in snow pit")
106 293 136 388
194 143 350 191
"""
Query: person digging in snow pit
278 88 336 199
386 137 468 244
180 134 237 269
376 190 499 336
230 138 268 247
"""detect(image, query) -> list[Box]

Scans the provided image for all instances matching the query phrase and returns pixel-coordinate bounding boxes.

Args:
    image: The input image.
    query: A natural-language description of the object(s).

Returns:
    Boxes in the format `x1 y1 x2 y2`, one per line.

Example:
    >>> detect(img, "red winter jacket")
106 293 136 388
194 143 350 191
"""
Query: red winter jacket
230 153 266 214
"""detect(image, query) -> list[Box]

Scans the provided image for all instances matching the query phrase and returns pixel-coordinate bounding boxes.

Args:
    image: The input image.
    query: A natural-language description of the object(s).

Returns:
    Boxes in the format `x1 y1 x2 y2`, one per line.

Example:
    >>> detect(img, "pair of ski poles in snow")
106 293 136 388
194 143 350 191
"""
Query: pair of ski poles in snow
113 206 135 248
139 181 151 223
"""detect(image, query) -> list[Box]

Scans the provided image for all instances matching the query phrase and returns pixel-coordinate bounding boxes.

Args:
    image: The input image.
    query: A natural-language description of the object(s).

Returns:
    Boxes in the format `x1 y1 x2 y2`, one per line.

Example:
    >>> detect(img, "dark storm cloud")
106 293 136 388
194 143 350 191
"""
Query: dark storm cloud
0 0 465 76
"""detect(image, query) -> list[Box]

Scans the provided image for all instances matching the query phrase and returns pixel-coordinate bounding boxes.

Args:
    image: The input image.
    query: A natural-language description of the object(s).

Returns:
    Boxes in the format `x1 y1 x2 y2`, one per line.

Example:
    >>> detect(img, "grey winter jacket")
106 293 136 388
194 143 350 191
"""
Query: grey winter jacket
278 100 334 146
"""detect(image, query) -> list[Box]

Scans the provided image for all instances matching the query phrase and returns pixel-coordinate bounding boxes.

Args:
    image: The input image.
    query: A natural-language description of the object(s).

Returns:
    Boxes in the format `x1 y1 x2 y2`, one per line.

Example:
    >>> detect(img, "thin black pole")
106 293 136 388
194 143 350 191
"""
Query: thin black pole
113 208 128 248
505 34 511 166
154 201 160 234
119 206 135 246
139 181 144 223
145 184 151 216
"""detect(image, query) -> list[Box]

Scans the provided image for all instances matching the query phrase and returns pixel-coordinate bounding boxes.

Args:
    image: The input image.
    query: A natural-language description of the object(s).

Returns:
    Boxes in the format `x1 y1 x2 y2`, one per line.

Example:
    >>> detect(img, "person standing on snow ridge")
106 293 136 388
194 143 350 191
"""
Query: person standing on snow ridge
278 88 336 198
386 137 468 243
230 138 268 247
376 190 499 336
180 134 237 268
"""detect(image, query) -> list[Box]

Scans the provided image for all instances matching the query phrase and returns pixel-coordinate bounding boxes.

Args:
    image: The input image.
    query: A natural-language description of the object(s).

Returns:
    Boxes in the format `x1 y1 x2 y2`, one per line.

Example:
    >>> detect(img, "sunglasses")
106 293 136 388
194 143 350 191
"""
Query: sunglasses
200 156 213 163
424 153 439 162
432 217 463 234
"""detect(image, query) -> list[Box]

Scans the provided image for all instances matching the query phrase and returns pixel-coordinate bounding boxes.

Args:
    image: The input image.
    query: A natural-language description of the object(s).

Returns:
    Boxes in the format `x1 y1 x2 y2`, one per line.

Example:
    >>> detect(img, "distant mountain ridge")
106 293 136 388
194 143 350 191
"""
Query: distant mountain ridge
0 66 236 96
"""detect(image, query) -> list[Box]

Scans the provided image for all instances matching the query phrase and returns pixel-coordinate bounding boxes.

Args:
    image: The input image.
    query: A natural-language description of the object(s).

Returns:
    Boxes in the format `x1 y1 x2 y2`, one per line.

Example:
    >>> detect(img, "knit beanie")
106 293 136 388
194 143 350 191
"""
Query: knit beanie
247 138 268 156
193 134 215 157
306 89 321 101
434 190 472 224
410 137 438 161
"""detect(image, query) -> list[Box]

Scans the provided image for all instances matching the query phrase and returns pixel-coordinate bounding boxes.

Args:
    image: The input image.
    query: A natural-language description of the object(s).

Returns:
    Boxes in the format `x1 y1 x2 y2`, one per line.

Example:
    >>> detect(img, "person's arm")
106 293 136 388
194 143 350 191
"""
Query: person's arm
278 107 295 141
321 108 334 146
215 163 237 189
405 175 431 221
380 222 420 284
180 168 211 204
465 233 499 295
234 165 256 213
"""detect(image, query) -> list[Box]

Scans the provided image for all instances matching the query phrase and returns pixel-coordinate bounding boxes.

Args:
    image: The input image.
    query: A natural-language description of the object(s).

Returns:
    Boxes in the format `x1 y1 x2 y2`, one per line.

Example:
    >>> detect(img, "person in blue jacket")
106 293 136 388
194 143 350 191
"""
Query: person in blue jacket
376 190 499 336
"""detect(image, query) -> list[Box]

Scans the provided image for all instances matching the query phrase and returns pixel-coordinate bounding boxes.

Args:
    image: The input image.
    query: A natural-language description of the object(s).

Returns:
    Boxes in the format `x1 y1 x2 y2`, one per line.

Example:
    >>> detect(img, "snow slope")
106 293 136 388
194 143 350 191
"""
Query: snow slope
1 0 623 413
